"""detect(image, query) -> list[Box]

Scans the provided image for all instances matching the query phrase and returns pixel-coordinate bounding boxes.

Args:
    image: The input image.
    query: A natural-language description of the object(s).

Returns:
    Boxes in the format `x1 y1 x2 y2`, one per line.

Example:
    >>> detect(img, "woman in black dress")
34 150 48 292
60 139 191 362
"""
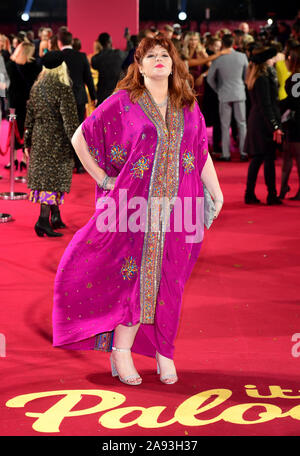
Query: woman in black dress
244 47 284 205
278 44 300 200
5 41 41 171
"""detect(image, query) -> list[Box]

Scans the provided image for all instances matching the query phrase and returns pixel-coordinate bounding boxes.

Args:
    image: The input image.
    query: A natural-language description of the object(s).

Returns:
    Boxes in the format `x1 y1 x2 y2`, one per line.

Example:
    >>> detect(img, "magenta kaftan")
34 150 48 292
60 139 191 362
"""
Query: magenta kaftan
52 89 208 359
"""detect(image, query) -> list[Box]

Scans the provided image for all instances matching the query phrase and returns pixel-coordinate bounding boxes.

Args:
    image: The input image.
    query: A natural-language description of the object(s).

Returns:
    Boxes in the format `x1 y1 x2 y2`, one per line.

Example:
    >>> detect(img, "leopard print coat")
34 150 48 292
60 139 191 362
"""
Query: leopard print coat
24 75 79 192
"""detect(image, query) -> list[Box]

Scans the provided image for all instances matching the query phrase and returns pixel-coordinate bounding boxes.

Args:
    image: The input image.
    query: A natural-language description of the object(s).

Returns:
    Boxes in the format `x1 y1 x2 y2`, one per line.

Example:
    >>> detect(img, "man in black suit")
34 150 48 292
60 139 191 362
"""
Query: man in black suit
57 29 96 173
91 33 127 106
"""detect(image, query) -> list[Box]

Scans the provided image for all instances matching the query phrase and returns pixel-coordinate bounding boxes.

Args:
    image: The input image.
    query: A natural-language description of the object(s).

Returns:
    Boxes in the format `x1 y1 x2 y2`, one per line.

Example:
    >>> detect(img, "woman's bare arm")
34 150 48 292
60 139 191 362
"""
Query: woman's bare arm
201 153 224 218
188 48 231 68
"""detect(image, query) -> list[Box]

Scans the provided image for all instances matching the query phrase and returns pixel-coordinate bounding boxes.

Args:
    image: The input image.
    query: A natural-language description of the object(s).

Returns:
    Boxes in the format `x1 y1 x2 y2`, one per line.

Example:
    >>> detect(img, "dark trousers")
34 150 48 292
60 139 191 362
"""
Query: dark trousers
246 153 277 197
73 103 86 170
13 104 26 150
77 103 86 123
212 117 222 152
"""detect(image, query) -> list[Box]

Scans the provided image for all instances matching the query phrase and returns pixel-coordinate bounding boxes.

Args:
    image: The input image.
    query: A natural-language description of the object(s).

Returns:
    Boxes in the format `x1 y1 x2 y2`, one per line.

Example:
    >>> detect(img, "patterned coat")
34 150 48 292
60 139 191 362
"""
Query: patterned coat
24 75 79 192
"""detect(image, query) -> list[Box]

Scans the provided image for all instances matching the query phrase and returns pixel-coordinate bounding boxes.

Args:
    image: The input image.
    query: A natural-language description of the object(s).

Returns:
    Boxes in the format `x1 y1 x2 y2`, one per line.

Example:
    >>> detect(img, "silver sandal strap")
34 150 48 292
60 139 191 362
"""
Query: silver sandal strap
112 346 131 352
123 374 142 381
160 374 178 380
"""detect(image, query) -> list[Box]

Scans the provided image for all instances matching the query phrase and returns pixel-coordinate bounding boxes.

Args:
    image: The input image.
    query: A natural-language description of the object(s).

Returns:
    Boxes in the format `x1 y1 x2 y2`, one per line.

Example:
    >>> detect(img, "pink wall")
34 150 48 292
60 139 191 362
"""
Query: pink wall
67 0 139 55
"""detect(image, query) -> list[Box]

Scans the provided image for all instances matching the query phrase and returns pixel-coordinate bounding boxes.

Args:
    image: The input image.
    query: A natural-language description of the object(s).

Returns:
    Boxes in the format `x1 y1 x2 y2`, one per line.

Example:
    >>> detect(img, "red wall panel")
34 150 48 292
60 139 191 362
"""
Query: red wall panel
67 0 139 54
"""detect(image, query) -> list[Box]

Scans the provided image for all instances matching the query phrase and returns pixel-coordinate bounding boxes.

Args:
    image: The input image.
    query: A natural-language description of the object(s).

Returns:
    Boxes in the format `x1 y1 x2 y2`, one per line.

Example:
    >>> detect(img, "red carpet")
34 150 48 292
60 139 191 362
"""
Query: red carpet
1 119 300 436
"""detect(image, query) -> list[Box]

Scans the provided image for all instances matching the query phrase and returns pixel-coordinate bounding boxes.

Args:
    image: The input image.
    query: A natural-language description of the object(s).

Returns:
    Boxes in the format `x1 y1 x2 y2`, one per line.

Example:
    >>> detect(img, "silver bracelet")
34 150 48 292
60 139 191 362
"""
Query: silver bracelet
100 174 110 189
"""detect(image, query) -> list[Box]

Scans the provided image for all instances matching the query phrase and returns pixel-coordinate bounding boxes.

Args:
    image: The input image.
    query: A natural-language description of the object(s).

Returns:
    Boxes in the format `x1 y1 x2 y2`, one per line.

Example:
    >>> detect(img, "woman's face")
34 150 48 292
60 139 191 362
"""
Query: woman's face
211 40 221 54
139 45 172 80
189 35 199 48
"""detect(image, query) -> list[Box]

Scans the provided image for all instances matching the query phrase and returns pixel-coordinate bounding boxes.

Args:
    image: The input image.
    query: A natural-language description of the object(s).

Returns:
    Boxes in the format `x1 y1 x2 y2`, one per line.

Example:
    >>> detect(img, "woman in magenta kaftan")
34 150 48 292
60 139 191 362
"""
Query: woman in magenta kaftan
53 88 208 353
52 37 223 385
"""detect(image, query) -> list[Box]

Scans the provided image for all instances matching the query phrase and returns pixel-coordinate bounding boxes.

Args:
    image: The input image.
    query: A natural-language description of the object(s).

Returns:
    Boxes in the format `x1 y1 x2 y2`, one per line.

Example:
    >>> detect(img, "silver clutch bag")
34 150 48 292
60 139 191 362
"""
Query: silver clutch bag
203 184 216 229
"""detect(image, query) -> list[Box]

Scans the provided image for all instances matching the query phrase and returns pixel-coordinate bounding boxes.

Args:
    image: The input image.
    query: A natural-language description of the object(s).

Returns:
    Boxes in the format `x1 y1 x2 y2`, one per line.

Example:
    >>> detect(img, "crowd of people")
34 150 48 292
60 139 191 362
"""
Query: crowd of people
0 13 299 236
0 15 299 387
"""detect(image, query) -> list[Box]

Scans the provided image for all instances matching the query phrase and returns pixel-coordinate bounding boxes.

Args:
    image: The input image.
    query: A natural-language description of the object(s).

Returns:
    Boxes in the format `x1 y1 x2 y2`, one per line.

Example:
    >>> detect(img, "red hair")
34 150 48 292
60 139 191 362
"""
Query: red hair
115 37 196 110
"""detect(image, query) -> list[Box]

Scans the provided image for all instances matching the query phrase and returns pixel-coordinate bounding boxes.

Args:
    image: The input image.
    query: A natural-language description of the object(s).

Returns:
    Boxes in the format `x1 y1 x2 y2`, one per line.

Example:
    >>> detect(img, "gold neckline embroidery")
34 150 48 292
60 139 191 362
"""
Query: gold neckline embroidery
137 90 185 324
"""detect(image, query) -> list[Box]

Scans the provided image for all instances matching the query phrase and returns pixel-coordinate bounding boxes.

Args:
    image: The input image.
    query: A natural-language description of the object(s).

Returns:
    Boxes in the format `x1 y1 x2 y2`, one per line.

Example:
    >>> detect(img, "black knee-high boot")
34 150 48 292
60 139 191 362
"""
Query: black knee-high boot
50 205 66 229
244 156 263 204
34 204 63 237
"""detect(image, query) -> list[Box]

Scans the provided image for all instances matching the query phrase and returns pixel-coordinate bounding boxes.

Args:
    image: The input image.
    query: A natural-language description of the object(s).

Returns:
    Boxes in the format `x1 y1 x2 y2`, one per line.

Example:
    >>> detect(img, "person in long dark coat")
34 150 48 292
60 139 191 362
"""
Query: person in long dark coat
24 51 79 237
91 33 127 106
5 41 41 171
244 47 284 205
57 29 96 174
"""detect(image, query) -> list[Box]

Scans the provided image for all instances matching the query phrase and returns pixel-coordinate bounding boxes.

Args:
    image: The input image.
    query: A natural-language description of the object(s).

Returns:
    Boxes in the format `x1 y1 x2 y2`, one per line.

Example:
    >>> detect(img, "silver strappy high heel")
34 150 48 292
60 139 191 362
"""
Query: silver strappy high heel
156 352 178 384
110 347 142 386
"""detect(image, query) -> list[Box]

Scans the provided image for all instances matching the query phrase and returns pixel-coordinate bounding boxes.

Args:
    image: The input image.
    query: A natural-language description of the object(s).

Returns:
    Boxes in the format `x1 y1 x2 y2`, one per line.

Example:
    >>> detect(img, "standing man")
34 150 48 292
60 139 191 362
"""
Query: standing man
207 34 248 162
57 29 96 173
91 33 127 106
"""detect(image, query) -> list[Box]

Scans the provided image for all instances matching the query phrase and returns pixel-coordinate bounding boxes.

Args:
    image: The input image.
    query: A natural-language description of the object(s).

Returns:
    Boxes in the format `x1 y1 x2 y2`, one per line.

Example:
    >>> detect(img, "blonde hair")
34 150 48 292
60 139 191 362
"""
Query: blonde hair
11 41 35 63
183 32 206 58
93 40 102 54
0 34 11 53
243 34 254 46
36 61 72 86
215 28 231 39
